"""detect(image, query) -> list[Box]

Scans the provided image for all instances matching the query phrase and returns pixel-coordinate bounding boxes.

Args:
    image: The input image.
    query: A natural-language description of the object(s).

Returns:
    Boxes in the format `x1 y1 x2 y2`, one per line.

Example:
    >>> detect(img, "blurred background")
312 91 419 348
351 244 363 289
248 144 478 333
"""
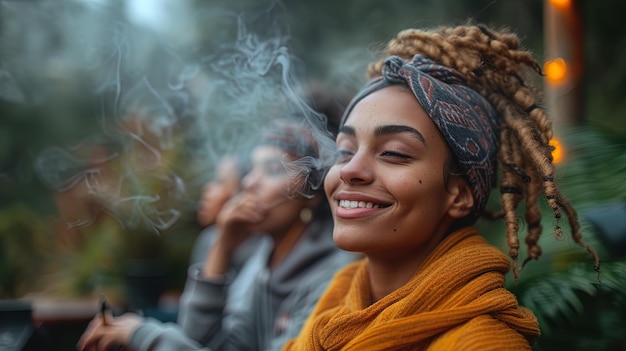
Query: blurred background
0 0 625 350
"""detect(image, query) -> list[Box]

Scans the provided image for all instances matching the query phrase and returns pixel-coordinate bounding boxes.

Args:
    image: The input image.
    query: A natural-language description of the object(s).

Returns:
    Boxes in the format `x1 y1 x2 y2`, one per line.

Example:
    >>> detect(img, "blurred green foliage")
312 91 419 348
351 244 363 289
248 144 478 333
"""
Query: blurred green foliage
516 126 626 350
477 124 626 350
0 205 52 297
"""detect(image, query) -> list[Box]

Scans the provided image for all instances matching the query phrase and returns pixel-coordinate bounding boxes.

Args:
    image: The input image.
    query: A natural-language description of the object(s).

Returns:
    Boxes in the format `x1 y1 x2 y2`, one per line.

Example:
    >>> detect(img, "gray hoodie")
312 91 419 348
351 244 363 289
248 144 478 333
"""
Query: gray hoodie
129 217 356 351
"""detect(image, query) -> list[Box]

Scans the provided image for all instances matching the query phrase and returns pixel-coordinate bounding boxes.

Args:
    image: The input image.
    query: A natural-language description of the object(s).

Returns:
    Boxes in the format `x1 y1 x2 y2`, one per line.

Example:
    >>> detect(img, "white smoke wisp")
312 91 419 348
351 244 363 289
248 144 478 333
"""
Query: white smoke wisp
3 1 339 234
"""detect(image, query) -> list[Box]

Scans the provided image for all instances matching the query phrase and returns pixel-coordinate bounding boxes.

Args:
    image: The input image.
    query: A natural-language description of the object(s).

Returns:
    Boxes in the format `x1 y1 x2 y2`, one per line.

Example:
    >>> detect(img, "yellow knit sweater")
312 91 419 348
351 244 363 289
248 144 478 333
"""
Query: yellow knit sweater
283 227 540 351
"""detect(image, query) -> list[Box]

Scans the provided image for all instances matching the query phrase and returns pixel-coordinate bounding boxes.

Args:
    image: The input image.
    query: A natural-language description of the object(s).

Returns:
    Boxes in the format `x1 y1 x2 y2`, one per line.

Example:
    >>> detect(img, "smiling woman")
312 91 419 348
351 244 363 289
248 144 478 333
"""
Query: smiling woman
283 22 600 351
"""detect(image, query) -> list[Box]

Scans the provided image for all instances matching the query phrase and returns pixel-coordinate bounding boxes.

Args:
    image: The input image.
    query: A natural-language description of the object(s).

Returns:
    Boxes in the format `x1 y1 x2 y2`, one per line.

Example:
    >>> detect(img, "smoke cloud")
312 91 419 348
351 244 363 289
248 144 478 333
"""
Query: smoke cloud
1 0 338 233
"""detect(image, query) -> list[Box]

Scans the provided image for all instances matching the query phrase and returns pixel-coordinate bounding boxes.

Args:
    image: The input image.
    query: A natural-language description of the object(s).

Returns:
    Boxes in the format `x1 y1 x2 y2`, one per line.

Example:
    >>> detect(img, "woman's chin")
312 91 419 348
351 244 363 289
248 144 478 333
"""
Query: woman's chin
332 232 367 253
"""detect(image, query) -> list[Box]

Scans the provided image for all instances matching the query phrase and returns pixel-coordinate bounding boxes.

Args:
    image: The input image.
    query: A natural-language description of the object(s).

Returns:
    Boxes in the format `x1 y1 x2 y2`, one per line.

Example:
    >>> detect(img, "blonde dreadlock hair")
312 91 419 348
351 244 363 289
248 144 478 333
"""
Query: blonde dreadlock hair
367 24 600 279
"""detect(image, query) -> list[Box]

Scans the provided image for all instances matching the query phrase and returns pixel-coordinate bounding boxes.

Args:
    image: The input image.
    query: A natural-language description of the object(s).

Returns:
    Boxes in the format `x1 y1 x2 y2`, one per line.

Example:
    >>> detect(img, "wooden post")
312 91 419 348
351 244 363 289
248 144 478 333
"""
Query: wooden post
543 0 584 131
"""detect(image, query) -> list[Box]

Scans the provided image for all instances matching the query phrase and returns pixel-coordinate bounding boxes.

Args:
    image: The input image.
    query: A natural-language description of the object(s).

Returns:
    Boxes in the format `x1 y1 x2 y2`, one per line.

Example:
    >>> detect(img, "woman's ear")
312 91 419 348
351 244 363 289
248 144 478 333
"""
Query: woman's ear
448 177 475 219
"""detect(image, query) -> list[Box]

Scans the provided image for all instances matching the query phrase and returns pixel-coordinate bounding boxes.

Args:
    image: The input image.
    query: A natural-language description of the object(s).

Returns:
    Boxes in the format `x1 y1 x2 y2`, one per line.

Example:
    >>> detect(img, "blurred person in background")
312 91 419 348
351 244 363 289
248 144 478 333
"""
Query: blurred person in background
191 155 259 268
188 154 264 330
77 85 358 351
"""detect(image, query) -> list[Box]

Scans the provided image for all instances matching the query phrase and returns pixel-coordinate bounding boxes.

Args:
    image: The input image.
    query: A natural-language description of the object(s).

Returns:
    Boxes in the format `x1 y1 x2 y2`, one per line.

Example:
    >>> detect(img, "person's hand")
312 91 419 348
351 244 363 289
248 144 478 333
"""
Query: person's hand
76 313 143 351
201 192 268 278
214 192 268 252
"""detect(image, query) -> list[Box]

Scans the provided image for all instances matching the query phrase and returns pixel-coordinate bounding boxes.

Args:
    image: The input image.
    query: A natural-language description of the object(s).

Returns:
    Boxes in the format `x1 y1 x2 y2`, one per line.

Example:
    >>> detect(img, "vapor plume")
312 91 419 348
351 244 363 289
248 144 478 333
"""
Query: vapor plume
1 0 337 233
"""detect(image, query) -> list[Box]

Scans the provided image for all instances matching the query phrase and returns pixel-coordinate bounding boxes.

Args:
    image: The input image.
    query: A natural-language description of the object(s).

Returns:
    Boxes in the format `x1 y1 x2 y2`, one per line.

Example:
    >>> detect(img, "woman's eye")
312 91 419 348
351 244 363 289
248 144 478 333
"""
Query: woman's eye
381 150 411 159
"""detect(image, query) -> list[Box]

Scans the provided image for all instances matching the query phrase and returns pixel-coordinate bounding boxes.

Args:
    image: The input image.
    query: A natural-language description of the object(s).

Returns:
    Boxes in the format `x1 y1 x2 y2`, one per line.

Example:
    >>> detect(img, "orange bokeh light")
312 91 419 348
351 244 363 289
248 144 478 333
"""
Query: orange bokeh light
549 137 564 164
548 0 572 10
544 58 568 85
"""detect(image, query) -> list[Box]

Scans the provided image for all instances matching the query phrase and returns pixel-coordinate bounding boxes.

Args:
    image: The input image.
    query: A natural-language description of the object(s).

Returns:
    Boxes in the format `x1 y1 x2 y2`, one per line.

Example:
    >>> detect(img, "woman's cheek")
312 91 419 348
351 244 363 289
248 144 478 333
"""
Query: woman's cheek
324 165 341 195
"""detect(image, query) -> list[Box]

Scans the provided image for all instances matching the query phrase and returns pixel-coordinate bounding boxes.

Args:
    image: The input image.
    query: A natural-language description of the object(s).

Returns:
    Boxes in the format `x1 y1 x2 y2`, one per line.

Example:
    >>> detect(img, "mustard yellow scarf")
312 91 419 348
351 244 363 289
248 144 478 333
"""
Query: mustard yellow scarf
283 227 540 351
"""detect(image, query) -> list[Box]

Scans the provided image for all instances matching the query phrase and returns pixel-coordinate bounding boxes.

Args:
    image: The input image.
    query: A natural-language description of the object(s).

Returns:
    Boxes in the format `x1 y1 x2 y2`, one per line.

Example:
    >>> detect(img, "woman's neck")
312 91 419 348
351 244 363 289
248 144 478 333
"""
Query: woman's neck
268 219 306 268
366 227 450 304
366 255 424 304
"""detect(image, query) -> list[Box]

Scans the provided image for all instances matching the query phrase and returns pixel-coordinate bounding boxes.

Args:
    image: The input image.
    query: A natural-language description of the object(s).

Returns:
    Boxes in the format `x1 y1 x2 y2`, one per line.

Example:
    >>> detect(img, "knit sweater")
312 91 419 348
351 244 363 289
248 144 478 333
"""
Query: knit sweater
283 227 540 351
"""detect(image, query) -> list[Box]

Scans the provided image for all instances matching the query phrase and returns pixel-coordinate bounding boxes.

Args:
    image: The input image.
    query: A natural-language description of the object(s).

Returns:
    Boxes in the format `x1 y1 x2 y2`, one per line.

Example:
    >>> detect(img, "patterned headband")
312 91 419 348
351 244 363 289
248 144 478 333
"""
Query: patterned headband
342 54 499 219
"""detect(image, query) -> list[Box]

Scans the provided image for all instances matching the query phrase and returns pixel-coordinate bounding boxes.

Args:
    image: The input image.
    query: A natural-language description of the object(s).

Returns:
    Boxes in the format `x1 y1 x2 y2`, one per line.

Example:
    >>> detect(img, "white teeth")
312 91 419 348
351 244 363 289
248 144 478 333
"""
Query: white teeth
339 199 380 209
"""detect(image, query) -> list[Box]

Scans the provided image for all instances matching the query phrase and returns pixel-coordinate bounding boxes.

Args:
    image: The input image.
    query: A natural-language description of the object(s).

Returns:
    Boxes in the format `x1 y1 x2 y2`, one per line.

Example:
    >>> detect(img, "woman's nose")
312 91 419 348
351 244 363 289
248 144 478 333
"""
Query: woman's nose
338 152 374 185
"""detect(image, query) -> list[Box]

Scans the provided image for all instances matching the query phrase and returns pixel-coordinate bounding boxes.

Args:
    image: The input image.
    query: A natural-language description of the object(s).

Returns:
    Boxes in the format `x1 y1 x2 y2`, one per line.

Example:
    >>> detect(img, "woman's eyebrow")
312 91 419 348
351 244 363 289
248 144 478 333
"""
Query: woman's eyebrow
338 125 355 136
339 124 426 146
375 125 426 146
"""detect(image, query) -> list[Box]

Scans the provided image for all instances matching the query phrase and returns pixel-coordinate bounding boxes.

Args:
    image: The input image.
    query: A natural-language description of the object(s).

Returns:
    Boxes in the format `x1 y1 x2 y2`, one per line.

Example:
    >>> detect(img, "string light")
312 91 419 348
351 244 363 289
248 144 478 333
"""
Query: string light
548 0 572 10
544 58 568 85
549 137 564 164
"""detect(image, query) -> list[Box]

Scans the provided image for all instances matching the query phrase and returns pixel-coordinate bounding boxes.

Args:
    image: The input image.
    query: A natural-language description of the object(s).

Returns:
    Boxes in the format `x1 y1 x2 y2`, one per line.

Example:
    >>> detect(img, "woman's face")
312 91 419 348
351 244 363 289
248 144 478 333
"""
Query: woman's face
240 145 308 235
324 85 465 258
